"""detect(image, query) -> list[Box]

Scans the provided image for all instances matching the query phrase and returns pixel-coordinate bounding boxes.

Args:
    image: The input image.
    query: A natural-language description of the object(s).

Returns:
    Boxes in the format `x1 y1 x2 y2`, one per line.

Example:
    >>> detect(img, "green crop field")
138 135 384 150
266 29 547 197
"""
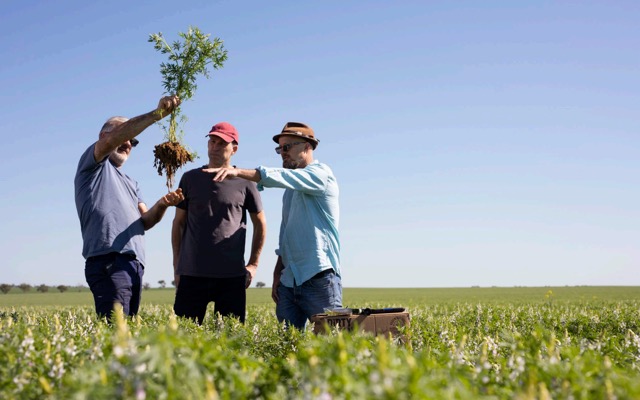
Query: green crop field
3 285 639 307
2 287 639 398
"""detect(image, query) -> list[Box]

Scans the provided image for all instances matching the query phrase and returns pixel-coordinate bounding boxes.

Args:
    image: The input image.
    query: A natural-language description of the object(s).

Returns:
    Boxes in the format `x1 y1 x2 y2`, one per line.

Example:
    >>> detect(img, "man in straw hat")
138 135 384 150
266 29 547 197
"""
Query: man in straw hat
204 122 341 329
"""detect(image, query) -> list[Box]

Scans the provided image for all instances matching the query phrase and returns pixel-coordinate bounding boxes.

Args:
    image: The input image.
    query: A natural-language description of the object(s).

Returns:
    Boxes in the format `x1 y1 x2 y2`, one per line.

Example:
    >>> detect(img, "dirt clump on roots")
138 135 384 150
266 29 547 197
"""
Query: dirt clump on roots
153 141 193 190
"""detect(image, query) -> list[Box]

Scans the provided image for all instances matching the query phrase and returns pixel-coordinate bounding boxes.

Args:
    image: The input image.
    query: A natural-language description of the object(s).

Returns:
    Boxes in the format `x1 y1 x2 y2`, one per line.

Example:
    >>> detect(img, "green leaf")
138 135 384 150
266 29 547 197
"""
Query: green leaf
149 26 228 142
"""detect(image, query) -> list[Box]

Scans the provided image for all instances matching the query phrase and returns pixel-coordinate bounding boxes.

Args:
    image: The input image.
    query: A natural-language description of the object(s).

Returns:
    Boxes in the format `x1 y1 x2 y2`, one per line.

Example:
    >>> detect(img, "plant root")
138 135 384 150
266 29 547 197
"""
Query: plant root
153 141 193 190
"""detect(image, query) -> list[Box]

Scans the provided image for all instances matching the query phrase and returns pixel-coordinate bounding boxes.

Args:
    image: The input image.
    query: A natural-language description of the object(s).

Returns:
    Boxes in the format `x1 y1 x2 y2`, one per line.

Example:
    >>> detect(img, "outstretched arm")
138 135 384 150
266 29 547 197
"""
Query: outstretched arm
94 96 181 161
202 167 261 183
140 188 184 231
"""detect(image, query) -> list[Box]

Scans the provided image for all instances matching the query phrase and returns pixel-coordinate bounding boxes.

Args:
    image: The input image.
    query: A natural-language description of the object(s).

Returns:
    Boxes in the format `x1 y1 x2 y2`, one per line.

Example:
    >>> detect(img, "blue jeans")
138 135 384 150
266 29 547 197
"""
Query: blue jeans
276 269 342 329
84 252 144 318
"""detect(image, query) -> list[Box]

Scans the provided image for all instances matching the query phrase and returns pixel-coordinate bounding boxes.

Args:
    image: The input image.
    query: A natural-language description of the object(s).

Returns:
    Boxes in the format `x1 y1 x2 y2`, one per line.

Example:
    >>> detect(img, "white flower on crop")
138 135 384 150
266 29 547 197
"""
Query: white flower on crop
19 335 35 358
113 345 125 358
48 354 65 379
623 329 640 360
508 355 525 381
135 363 147 374
626 330 640 350
20 336 34 349
65 344 78 357
13 374 29 390
369 372 382 396
484 336 498 357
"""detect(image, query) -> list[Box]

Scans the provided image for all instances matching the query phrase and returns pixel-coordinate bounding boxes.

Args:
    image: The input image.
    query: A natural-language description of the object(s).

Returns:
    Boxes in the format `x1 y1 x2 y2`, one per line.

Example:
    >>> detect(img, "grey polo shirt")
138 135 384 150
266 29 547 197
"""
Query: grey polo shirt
74 144 146 264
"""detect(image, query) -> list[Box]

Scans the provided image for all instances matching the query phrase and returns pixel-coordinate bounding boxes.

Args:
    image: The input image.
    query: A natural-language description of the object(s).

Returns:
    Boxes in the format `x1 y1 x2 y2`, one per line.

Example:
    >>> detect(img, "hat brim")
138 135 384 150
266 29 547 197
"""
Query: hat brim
207 132 237 143
273 132 319 149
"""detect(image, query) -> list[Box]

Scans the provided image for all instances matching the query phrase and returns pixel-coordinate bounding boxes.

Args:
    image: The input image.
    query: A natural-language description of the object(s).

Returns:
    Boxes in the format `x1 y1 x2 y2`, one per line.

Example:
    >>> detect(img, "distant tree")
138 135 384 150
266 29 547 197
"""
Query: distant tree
0 284 13 294
37 284 49 293
143 282 151 290
57 285 68 293
18 283 32 293
256 281 266 288
158 280 166 289
76 283 87 292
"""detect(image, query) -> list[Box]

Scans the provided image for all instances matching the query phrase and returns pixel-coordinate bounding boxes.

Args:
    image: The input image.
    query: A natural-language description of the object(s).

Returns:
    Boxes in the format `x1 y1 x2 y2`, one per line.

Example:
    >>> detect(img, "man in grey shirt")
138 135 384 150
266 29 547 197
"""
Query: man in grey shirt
74 96 184 318
172 122 266 324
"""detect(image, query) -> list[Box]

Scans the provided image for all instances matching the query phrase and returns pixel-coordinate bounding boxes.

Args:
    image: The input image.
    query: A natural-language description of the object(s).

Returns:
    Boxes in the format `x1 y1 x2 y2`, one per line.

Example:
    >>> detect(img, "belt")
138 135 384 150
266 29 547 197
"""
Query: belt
312 269 335 279
87 252 137 262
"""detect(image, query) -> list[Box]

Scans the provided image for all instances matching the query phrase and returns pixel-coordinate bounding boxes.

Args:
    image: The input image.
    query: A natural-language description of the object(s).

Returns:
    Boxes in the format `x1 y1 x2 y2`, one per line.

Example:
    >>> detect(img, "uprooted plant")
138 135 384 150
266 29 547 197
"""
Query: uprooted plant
149 26 228 189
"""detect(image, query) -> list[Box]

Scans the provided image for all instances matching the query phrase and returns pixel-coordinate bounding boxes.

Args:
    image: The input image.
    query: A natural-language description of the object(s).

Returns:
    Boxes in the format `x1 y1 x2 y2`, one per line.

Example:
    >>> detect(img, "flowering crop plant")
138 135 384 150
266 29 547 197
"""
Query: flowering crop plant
1 297 640 398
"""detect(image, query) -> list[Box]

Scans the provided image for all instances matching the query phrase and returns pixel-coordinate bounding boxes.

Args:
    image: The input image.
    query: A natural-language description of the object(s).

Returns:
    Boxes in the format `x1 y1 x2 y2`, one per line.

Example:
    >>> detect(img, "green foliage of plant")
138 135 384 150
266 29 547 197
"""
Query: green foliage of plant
148 26 228 143
2 299 640 399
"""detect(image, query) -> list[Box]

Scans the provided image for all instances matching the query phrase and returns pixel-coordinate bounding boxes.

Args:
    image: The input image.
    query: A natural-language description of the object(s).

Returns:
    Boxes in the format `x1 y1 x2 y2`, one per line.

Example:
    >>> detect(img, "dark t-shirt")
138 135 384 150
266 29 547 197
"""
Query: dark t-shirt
176 167 263 278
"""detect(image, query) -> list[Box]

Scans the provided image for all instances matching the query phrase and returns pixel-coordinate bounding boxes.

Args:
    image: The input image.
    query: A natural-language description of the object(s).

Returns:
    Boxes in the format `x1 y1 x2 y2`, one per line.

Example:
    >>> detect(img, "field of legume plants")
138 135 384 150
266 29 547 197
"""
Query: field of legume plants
1 287 639 399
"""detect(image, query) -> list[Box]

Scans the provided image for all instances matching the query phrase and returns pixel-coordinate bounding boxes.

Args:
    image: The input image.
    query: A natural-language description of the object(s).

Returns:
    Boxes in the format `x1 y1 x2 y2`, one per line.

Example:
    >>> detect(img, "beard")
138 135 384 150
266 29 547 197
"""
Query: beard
109 148 129 167
282 158 301 169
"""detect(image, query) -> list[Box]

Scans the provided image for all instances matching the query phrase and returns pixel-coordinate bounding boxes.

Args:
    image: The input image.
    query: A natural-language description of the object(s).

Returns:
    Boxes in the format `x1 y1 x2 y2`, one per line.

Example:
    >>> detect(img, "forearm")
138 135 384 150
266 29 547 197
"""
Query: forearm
248 227 266 266
235 168 262 182
171 222 184 274
257 165 328 193
271 256 284 303
273 256 284 279
141 199 169 230
112 110 162 144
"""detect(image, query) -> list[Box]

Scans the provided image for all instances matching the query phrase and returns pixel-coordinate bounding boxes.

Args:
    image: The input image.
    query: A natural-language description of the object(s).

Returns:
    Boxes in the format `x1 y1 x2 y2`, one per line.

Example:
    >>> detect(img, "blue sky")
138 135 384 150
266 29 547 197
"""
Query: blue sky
1 1 638 288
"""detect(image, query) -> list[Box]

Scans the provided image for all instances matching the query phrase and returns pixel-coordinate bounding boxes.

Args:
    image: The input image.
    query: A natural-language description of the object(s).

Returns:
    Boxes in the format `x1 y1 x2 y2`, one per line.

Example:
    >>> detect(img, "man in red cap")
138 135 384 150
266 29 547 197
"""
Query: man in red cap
171 122 266 324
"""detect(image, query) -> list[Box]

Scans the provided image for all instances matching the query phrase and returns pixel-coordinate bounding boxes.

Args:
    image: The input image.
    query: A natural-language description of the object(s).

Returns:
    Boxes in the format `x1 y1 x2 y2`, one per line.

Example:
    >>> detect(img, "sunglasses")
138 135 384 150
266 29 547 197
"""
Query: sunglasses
130 138 139 148
275 141 306 154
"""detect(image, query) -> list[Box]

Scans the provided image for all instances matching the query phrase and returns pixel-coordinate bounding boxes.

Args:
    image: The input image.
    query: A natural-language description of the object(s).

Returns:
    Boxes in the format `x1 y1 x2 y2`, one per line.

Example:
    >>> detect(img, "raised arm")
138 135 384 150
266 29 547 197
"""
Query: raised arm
94 96 181 161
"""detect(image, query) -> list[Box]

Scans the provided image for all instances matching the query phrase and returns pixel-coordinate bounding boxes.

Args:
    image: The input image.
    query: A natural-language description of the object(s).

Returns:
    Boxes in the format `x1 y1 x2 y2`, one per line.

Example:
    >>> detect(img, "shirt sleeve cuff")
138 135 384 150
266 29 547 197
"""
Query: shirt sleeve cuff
256 166 267 191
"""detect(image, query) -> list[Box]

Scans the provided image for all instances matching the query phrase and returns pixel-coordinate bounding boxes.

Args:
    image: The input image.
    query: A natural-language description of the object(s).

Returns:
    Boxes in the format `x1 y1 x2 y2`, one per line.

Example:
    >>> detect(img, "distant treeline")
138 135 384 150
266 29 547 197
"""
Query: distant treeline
1 280 269 294
0 284 89 294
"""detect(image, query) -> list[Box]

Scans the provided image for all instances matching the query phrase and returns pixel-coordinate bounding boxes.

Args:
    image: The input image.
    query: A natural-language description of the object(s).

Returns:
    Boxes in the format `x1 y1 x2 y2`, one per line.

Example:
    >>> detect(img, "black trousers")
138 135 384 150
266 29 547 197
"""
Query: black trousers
173 275 246 324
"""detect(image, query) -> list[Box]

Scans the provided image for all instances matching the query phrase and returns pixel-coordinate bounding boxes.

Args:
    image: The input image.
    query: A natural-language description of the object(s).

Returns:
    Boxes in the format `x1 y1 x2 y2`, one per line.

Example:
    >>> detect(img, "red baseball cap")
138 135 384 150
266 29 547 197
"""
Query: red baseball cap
206 122 239 143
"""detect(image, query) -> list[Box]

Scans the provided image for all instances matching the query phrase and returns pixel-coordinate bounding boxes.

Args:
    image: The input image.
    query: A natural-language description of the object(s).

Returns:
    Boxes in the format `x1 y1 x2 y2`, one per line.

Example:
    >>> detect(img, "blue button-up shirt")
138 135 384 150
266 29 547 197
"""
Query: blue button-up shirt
257 161 340 287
